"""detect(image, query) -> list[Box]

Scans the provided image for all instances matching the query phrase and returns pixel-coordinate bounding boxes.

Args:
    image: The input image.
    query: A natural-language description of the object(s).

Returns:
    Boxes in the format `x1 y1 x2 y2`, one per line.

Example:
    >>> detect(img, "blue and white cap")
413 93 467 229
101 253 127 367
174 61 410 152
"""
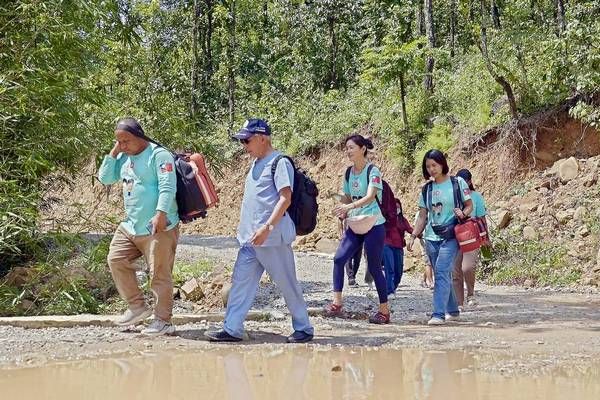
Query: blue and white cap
232 118 271 140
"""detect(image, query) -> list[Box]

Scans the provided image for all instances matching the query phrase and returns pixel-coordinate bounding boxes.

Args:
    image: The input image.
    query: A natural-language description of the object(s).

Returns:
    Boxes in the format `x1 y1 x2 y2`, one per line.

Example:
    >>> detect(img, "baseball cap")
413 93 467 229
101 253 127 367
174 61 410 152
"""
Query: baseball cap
232 118 271 140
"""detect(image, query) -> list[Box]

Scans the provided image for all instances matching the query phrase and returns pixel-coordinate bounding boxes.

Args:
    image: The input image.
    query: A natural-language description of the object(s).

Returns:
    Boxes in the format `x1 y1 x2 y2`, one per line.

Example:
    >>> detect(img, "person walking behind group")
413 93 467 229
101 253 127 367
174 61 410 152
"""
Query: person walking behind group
407 150 473 326
98 118 180 336
453 169 487 309
205 119 314 343
324 134 390 324
382 198 413 297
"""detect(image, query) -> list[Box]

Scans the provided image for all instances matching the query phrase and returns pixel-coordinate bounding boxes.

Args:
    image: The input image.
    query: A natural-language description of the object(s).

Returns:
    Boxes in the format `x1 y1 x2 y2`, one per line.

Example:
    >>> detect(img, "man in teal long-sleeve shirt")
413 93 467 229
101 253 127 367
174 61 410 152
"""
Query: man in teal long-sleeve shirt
98 118 179 336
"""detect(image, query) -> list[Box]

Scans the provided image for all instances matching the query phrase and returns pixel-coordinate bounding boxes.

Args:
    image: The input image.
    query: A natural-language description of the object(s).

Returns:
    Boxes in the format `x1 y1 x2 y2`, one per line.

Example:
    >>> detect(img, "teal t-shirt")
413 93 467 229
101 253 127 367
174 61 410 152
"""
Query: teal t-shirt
98 143 179 236
343 163 385 226
470 191 487 218
418 176 471 241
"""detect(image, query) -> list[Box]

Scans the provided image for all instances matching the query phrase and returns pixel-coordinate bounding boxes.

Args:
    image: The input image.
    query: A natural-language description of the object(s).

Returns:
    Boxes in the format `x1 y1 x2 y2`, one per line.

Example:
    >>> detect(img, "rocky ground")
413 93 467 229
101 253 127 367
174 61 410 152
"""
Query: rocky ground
1 235 599 376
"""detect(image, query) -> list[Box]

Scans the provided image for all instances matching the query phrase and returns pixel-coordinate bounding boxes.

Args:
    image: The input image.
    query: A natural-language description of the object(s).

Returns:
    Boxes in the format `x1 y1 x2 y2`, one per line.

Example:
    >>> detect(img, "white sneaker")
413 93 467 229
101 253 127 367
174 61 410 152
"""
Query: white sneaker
387 293 396 299
445 313 460 322
115 307 153 326
142 319 176 336
427 317 445 326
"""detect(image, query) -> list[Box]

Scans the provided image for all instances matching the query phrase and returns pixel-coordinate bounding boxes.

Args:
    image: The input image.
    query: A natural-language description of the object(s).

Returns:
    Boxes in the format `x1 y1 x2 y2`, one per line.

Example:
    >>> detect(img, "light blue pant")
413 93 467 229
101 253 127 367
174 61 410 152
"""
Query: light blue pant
425 239 460 319
224 245 314 338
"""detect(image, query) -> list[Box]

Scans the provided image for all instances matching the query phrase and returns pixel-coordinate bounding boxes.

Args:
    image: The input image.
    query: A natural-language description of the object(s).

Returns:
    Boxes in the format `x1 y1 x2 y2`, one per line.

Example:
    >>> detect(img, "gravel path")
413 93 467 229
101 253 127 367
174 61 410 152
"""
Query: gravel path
1 235 599 374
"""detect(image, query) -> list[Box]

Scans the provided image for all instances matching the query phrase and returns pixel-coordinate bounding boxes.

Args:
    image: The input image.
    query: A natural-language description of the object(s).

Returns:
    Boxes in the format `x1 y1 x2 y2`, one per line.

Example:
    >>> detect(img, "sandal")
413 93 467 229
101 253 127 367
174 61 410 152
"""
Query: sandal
368 311 390 324
323 303 343 317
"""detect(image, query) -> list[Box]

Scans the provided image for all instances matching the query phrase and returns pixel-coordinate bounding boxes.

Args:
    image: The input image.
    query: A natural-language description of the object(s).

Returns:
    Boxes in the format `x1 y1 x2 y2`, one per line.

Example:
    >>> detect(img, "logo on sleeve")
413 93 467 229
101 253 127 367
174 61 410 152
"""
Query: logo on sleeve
463 188 470 195
372 176 381 184
159 162 173 173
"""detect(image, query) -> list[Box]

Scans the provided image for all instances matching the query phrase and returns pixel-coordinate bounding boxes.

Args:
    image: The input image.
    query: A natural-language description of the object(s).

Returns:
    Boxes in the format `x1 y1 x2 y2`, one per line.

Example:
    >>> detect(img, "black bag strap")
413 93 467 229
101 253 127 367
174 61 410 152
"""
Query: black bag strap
450 176 464 210
270 154 296 187
421 181 433 211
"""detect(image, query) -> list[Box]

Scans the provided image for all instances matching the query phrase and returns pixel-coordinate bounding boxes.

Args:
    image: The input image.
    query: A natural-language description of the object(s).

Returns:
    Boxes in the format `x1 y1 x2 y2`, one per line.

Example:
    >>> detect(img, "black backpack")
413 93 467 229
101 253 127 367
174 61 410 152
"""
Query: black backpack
271 155 319 236
344 165 398 229
150 142 218 223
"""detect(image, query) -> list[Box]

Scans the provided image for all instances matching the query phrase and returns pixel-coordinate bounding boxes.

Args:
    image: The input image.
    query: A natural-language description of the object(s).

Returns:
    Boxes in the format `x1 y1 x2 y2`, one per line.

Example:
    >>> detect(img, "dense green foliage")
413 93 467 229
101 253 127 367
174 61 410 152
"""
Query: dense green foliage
1 0 599 270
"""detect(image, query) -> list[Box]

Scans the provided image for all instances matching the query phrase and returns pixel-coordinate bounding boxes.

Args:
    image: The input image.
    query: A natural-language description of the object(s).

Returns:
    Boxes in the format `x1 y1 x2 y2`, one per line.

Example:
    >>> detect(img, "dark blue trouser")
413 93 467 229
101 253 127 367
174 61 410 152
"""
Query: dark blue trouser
383 245 404 295
333 224 387 304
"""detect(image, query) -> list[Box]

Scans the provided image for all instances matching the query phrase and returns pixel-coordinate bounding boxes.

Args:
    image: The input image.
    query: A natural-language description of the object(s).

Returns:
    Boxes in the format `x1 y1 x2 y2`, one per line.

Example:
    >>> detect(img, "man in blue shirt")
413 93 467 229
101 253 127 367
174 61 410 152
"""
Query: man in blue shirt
98 118 179 336
205 119 314 343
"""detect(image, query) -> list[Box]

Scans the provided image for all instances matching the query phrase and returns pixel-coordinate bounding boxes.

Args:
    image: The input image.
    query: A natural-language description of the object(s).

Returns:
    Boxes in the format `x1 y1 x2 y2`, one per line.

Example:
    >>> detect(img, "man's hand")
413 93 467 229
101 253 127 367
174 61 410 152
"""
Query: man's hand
150 211 168 235
110 141 123 158
250 225 270 246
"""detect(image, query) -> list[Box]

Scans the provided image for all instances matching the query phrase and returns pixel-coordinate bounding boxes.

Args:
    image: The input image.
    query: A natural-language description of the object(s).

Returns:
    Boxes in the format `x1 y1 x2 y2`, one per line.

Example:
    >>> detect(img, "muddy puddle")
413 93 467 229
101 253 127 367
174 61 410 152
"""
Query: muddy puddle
1 347 599 399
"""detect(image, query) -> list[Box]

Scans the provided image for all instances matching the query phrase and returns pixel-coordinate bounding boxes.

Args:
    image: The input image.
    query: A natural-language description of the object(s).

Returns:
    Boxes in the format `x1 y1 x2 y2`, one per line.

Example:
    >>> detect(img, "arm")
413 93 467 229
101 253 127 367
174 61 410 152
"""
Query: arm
251 158 293 246
333 184 379 218
150 150 177 234
98 142 125 185
407 208 428 252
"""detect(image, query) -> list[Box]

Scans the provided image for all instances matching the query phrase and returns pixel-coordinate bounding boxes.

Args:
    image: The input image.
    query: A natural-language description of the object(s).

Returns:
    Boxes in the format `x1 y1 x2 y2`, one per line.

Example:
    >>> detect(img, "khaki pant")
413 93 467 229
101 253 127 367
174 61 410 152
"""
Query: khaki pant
107 226 179 322
452 249 479 306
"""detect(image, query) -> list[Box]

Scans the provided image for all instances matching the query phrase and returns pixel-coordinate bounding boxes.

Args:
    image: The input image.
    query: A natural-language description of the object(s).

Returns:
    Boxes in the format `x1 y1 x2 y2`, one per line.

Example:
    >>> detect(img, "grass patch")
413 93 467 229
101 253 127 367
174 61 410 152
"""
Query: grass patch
480 235 581 286
172 260 214 286
0 233 116 316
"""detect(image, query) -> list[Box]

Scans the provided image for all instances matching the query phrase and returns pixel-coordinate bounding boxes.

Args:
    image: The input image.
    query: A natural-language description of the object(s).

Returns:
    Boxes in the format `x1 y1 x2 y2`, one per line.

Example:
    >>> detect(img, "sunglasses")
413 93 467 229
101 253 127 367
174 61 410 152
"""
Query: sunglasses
240 138 250 144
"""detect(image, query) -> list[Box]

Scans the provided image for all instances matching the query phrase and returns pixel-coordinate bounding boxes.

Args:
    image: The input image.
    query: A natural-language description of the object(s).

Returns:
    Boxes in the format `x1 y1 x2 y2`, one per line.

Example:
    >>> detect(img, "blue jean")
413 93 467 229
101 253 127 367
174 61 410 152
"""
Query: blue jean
383 245 403 295
333 224 387 304
425 239 460 319
224 245 313 339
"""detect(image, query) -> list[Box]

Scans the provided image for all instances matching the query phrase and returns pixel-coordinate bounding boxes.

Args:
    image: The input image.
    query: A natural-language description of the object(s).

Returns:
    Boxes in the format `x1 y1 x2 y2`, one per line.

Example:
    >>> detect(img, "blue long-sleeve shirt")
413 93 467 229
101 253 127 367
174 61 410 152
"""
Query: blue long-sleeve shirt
98 143 179 235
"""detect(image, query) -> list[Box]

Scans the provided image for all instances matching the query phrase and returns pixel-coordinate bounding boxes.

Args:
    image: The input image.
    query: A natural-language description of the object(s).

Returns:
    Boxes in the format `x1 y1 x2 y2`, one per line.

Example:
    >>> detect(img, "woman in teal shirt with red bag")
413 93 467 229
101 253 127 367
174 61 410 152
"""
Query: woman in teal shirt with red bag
407 150 473 326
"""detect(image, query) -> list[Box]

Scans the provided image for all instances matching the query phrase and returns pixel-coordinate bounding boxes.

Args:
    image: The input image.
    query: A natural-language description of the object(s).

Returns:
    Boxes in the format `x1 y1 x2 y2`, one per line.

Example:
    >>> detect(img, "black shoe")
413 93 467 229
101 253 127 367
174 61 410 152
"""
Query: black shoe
348 279 358 287
205 329 243 342
286 330 314 343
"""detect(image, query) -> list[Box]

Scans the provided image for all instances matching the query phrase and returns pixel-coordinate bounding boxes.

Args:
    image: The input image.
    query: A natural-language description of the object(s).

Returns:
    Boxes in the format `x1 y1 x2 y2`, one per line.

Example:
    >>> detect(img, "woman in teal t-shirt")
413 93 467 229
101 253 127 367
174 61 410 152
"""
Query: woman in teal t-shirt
324 134 390 324
453 169 487 309
407 149 473 326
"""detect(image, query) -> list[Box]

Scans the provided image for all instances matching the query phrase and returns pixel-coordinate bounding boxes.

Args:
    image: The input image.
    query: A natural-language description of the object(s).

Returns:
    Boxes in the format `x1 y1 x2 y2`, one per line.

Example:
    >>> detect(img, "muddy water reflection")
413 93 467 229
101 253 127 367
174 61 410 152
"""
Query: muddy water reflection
2 347 599 399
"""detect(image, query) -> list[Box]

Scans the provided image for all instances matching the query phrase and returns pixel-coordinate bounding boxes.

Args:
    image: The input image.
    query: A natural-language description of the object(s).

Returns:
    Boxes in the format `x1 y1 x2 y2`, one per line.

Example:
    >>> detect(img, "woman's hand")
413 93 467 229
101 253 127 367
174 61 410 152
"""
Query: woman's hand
454 208 466 220
333 203 352 219
407 235 415 252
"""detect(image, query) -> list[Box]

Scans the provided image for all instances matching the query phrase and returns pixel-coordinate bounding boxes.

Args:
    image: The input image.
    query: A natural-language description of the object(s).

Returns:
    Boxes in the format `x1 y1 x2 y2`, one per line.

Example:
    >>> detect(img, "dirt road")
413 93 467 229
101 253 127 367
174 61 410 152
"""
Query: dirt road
1 235 599 375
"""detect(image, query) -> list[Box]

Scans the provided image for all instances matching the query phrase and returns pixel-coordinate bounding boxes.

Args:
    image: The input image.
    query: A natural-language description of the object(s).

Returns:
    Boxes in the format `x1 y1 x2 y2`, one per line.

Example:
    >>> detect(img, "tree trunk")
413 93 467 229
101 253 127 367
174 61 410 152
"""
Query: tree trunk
190 0 201 119
491 0 501 29
423 0 435 95
227 0 236 135
327 14 339 90
479 0 518 119
450 0 456 57
399 72 409 130
555 0 566 35
416 1 425 35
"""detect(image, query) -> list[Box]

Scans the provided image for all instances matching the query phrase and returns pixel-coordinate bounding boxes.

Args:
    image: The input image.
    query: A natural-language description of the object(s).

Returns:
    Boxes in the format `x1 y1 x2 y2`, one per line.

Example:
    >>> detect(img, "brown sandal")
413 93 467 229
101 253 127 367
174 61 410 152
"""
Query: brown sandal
369 311 391 324
323 303 343 317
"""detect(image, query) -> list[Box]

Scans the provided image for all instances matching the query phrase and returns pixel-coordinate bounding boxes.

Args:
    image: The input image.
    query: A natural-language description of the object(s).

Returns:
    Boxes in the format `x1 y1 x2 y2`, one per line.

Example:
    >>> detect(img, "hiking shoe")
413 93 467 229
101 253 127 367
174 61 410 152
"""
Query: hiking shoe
141 319 175 336
348 278 358 287
323 303 343 317
205 329 243 342
445 313 460 322
369 311 390 324
286 331 314 343
366 281 374 290
427 317 445 326
387 292 396 299
466 296 477 306
115 306 153 326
